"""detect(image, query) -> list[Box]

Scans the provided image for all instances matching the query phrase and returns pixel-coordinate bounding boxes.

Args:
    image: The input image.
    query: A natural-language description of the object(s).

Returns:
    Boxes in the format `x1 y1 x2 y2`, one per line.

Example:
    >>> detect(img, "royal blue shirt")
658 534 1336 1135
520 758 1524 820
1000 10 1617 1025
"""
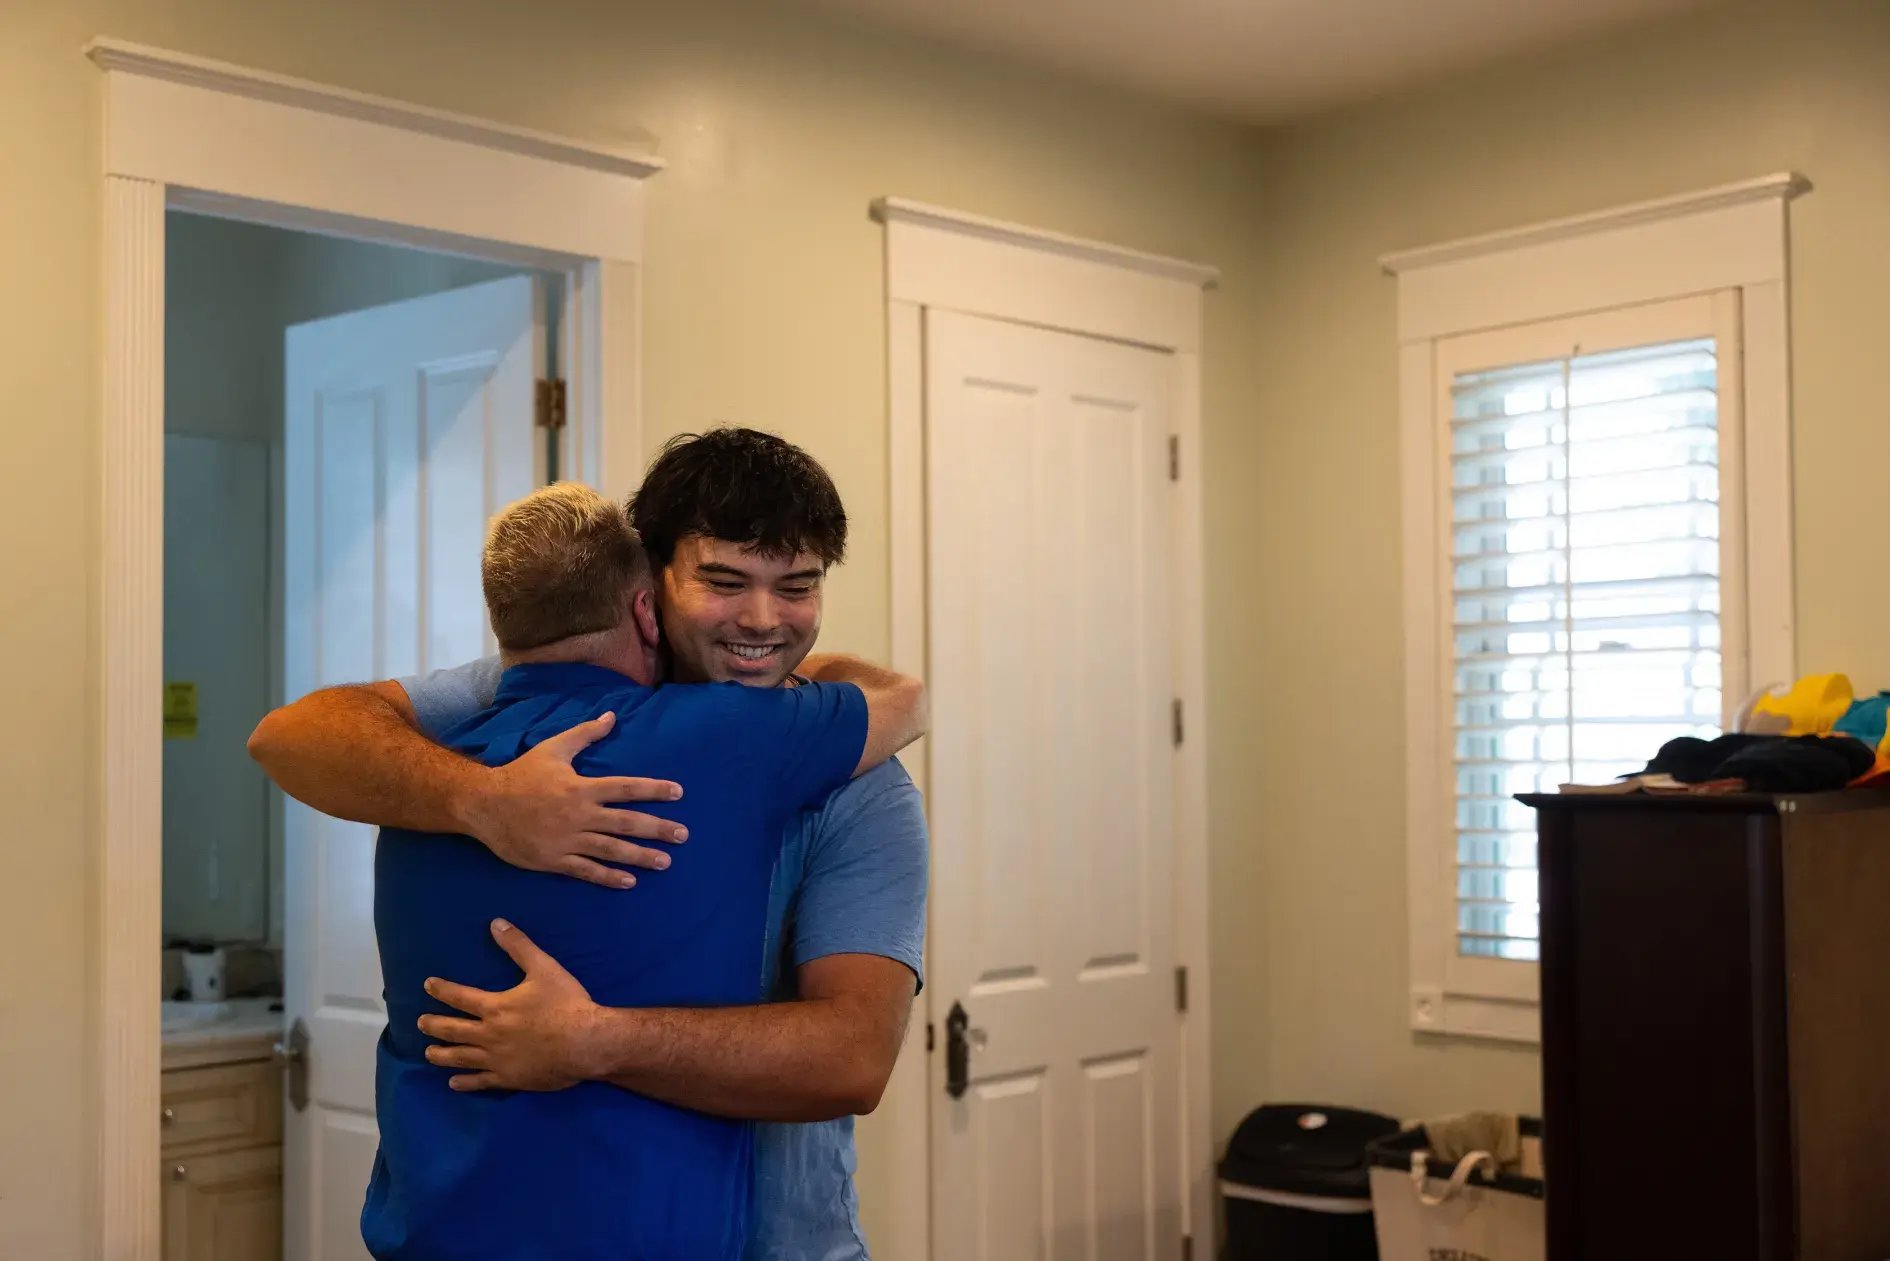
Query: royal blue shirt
363 662 868 1261
399 657 928 1261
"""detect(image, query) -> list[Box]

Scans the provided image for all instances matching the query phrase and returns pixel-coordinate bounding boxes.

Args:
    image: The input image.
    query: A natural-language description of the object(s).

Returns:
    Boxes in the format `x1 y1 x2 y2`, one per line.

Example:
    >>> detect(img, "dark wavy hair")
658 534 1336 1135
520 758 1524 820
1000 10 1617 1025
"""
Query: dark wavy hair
627 427 848 571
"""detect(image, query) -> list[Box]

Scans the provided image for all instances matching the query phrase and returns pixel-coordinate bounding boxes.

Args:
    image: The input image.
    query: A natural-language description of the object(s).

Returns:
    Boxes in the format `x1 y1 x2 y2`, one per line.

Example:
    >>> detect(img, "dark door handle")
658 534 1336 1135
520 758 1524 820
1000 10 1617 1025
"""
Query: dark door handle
945 1001 970 1099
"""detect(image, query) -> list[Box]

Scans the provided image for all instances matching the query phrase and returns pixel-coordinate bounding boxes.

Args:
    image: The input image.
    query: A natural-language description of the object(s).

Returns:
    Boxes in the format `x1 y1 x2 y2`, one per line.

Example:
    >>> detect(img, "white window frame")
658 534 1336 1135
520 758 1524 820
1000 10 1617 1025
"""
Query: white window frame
1383 173 1808 1043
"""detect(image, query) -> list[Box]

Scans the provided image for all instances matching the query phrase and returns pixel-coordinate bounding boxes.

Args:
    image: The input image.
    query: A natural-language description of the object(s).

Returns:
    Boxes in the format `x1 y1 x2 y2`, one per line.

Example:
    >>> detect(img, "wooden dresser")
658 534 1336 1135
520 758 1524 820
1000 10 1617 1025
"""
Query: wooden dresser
1524 791 1890 1261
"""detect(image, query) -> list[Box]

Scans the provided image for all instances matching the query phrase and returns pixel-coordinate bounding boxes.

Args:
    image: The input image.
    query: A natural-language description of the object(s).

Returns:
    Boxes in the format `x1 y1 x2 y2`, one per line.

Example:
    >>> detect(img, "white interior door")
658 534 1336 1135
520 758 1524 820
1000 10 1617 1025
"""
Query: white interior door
925 309 1182 1261
282 275 544 1261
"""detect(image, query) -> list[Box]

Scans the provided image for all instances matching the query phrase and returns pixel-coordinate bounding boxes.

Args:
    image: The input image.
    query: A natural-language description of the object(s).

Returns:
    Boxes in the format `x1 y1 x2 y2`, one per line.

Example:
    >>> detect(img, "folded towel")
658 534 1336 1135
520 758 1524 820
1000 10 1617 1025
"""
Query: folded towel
1422 1112 1522 1169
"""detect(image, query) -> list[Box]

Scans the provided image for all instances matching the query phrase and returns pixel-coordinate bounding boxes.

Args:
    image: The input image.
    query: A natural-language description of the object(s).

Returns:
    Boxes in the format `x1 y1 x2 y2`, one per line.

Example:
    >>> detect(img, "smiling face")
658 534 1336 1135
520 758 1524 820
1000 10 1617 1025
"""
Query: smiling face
658 534 825 687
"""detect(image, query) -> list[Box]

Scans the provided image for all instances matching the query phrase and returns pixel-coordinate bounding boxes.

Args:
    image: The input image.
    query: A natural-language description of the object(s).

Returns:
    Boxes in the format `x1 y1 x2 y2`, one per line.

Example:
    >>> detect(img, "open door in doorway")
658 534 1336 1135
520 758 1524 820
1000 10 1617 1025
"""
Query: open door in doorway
279 275 546 1261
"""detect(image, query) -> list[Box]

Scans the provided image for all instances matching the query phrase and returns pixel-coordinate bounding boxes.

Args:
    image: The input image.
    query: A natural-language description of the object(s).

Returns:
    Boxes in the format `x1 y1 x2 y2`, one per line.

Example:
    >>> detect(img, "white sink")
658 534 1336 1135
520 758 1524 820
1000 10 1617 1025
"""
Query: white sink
161 1000 234 1034
160 997 282 1039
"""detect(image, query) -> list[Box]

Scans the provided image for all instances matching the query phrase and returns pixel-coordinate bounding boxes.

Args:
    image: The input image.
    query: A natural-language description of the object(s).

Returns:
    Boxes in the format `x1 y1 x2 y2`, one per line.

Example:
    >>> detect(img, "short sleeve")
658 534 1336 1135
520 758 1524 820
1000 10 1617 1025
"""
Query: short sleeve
758 681 869 809
398 656 503 740
791 761 928 989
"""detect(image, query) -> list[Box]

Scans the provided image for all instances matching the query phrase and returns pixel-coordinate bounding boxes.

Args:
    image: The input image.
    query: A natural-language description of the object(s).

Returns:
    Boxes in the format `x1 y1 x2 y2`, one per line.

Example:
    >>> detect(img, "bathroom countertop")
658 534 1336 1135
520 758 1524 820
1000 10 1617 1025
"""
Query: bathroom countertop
161 996 285 1071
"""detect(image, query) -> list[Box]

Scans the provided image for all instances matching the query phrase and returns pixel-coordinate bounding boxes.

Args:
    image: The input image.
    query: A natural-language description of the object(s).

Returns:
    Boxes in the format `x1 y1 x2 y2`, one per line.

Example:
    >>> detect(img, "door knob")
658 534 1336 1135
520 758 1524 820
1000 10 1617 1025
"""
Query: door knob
945 1001 970 1100
274 1017 311 1113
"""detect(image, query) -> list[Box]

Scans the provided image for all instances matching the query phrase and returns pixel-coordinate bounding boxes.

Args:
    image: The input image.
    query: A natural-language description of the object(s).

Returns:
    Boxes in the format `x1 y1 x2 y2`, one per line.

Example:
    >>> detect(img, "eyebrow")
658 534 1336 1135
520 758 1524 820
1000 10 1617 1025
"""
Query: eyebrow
697 562 825 582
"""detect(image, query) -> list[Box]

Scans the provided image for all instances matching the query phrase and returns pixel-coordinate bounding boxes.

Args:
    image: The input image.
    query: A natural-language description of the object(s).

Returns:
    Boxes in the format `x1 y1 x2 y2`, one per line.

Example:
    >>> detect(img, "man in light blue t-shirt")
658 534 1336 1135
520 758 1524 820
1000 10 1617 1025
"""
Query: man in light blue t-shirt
251 429 927 1259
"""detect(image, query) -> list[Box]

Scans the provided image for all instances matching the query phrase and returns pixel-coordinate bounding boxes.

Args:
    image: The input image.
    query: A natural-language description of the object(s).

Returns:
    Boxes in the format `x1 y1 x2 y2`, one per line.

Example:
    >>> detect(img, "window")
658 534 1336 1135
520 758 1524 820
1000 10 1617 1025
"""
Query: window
1445 314 1730 966
1385 176 1802 1042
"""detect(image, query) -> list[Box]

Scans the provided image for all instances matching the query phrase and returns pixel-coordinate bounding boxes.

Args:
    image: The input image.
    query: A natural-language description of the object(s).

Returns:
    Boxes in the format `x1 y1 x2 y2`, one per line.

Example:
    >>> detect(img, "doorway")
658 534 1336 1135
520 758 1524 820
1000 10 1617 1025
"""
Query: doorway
924 307 1183 1258
159 211 562 1260
876 198 1218 1259
95 40 658 1260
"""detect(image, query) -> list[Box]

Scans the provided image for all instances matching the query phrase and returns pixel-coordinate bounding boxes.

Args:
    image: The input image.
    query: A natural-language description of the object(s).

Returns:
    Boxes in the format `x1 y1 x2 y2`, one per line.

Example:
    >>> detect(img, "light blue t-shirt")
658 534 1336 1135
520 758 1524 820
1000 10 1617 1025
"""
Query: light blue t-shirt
402 657 929 1261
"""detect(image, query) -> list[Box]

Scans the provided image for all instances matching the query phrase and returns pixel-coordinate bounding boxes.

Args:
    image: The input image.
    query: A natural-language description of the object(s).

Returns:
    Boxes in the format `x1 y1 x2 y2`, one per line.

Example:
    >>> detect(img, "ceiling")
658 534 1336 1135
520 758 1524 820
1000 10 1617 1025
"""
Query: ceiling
798 0 1713 123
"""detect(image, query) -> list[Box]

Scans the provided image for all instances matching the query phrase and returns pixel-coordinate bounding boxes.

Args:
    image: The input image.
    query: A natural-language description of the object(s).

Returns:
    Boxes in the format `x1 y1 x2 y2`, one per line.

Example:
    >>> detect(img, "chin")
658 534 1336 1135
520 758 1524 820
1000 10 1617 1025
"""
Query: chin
731 672 786 689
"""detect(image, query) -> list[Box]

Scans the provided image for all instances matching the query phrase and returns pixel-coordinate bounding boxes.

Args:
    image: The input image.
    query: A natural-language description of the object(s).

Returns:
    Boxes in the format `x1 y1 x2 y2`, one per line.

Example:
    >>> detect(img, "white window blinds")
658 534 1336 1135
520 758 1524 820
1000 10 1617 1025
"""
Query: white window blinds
1450 336 1725 962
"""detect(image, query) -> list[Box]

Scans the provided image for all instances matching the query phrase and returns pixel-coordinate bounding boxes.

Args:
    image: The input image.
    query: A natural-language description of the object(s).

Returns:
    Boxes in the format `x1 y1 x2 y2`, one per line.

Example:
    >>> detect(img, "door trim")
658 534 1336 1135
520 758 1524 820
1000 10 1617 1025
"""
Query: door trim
94 41 658 1259
878 200 1217 1260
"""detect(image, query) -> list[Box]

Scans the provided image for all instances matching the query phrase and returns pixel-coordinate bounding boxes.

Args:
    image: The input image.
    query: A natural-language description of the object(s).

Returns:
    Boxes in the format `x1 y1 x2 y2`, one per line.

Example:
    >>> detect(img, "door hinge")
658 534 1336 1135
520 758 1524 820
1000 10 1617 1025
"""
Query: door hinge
1175 965 1189 1014
1168 434 1180 481
1172 698 1184 748
926 1023 936 1053
535 378 568 430
1180 1234 1193 1261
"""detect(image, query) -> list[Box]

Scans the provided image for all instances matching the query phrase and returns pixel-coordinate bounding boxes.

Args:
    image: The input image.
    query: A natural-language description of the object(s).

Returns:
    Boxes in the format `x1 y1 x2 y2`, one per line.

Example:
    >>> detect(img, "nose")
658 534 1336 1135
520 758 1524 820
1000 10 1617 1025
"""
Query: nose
733 587 780 633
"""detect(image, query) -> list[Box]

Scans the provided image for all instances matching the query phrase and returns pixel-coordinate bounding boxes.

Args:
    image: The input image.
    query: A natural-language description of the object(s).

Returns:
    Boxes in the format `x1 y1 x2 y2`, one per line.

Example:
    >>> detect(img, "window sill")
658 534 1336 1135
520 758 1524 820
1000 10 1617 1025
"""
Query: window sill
1409 988 1540 1046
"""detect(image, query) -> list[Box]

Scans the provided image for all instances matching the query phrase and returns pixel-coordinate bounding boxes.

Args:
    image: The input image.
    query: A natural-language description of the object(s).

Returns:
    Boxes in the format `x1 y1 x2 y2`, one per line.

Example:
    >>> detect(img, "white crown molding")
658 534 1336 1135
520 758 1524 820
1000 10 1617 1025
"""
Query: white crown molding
1380 172 1810 275
873 197 1220 290
86 38 663 180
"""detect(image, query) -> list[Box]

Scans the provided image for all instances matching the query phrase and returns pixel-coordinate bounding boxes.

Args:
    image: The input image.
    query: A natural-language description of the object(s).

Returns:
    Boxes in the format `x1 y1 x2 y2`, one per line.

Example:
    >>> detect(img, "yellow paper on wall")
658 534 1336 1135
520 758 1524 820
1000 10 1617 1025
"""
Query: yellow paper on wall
164 682 198 739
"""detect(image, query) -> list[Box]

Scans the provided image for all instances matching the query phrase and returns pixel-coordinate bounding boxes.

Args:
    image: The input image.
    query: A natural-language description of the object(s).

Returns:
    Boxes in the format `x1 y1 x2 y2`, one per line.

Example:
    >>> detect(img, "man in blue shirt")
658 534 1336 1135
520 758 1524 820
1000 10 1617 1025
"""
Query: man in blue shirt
250 429 928 1259
367 482 922 1260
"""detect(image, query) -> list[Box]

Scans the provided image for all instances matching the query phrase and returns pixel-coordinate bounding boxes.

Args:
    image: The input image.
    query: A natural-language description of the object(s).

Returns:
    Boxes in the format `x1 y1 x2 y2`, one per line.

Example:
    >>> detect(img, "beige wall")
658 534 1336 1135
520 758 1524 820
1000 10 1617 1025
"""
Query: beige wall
13 0 1890 1251
1238 0 1890 1125
0 1 1268 1253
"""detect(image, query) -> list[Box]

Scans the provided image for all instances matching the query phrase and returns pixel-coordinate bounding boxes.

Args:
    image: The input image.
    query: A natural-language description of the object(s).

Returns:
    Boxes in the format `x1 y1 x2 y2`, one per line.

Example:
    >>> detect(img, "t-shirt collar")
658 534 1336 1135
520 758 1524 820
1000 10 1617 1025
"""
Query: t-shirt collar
495 660 638 702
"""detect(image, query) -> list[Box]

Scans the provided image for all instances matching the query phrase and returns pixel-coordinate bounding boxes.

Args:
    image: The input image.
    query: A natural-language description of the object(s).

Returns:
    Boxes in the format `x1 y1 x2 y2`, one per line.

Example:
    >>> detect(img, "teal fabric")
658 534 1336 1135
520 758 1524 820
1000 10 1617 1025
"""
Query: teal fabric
1835 691 1890 750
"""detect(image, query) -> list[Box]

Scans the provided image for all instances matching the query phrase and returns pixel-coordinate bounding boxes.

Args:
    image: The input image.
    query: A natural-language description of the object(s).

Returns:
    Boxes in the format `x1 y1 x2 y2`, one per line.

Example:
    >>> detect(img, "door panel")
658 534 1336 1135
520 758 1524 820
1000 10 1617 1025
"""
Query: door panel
283 275 543 1261
926 309 1180 1261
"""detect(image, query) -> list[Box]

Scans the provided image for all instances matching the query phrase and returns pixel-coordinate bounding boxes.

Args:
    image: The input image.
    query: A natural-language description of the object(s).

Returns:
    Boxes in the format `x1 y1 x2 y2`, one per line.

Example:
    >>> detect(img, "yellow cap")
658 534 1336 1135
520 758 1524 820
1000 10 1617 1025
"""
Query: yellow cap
1749 672 1854 736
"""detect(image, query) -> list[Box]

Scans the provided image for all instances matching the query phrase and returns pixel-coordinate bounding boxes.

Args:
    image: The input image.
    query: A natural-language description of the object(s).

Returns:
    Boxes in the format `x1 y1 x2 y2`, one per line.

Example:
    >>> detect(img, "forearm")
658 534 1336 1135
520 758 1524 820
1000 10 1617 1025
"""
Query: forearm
587 996 908 1123
800 653 905 691
248 685 485 833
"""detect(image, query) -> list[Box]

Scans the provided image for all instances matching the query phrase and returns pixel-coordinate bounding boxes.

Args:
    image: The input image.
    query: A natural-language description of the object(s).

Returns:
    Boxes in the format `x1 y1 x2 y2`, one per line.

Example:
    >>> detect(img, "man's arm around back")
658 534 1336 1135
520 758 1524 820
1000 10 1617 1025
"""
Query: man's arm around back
420 922 912 1122
248 681 685 887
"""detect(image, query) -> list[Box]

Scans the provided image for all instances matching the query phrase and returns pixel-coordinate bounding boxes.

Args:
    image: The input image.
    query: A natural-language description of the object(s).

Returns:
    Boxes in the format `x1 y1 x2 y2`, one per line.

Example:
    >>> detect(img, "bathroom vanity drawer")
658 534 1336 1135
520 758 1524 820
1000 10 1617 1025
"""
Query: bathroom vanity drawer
160 1059 282 1155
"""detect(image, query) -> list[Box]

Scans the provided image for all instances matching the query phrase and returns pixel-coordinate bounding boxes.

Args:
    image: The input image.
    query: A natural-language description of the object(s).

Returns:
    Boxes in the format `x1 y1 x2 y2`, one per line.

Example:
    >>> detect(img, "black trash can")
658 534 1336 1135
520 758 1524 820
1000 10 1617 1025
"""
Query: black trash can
1219 1103 1401 1261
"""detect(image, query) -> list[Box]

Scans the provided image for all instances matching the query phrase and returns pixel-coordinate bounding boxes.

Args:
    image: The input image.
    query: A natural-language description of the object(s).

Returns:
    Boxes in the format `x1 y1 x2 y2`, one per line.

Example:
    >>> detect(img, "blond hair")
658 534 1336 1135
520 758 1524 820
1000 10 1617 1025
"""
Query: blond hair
482 483 651 652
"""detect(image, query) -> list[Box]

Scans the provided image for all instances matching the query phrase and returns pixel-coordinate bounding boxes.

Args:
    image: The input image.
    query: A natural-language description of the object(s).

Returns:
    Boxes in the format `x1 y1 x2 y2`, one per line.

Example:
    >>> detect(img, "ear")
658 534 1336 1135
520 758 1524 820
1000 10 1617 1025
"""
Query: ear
632 586 661 651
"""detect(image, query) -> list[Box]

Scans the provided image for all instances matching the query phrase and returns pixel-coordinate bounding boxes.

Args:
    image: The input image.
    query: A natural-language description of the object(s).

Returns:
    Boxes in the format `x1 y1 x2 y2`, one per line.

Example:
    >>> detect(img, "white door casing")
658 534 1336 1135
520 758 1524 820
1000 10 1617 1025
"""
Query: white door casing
878 199 1216 1261
96 42 655 1260
924 309 1181 1261
282 275 544 1261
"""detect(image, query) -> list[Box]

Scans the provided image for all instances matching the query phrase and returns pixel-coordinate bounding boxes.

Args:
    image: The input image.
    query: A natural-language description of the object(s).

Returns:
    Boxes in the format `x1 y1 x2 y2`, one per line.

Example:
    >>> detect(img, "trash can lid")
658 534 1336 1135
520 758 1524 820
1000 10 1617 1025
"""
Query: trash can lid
1219 1104 1402 1200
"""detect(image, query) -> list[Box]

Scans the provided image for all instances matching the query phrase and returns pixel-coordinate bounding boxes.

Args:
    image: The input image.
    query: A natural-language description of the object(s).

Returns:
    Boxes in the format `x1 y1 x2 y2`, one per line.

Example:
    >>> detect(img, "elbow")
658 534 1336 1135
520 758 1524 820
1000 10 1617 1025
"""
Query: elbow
837 1056 897 1118
842 1080 886 1119
246 706 290 768
903 677 930 743
799 1057 894 1121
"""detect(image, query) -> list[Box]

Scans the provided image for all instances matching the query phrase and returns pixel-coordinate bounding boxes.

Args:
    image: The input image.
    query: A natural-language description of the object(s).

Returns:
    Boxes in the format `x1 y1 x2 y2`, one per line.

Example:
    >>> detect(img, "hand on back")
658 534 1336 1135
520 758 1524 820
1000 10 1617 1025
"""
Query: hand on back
462 712 687 888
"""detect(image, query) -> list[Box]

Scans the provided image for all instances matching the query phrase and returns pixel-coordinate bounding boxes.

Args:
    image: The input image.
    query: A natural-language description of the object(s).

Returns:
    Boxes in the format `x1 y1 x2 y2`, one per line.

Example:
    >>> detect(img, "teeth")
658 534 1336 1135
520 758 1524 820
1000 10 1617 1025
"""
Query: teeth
728 644 777 660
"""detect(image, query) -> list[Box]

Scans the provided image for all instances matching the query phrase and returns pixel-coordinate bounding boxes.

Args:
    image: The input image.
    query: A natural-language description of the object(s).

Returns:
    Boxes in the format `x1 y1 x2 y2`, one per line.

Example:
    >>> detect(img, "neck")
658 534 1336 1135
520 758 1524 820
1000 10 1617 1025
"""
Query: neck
501 629 654 685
